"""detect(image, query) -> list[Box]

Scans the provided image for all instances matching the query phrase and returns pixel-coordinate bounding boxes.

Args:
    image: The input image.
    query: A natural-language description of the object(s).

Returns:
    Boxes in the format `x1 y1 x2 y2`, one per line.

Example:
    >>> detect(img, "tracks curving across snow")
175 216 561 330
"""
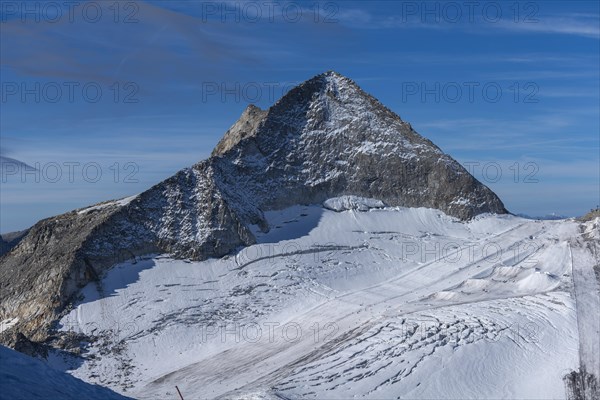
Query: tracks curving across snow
52 207 588 399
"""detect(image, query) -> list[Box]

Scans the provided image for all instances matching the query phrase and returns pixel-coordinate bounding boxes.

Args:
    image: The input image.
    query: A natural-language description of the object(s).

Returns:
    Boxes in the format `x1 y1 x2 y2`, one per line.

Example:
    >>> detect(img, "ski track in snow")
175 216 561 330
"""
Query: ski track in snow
569 219 600 381
47 206 593 399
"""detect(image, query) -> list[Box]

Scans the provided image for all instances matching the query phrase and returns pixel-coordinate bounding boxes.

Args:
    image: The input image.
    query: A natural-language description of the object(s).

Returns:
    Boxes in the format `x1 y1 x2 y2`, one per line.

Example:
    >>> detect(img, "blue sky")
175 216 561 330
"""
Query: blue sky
1 0 599 232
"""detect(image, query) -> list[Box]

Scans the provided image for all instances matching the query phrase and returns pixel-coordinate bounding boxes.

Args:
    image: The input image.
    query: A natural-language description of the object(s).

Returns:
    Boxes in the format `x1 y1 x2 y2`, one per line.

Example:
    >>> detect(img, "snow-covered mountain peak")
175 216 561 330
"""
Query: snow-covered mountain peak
211 71 505 222
1 72 507 347
1 72 597 400
306 70 359 95
221 70 426 163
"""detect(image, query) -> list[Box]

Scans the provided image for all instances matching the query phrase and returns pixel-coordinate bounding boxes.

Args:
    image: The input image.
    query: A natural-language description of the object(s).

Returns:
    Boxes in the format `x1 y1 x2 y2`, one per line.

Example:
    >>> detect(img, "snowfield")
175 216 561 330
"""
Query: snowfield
46 204 597 399
0 345 131 400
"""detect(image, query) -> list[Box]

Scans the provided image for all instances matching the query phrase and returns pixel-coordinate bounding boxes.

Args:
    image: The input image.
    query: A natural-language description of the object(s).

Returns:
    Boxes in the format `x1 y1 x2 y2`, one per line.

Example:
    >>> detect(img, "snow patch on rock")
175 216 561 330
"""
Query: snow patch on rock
77 195 138 215
582 217 599 240
323 196 385 212
0 317 19 333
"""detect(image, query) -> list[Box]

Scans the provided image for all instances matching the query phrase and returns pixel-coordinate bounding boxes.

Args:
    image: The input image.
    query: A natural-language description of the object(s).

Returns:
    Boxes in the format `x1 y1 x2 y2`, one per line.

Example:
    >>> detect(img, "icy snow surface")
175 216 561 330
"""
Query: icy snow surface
77 195 138 215
0 345 131 400
51 205 593 399
323 196 385 212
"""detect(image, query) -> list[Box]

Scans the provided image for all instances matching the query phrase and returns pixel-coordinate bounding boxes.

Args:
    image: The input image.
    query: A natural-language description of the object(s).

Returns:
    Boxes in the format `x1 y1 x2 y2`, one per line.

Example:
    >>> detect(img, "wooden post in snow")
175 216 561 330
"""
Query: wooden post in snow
175 386 184 400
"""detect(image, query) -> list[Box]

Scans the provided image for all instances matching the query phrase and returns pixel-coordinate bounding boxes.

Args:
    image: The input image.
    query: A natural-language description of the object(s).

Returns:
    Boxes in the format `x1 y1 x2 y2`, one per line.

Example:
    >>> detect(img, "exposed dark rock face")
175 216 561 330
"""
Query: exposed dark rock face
0 71 506 347
0 329 48 358
210 71 505 220
564 368 600 400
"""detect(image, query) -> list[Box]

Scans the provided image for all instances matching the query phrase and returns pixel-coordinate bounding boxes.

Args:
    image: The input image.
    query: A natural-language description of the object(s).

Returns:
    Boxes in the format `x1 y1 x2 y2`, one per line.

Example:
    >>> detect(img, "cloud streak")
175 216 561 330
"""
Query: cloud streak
493 14 600 39
332 4 599 39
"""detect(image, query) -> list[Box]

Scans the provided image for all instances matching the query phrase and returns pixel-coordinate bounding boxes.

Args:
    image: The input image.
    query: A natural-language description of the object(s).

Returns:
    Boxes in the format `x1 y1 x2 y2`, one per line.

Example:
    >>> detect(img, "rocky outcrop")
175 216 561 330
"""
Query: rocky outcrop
0 71 507 348
564 368 599 400
212 104 268 156
0 229 29 257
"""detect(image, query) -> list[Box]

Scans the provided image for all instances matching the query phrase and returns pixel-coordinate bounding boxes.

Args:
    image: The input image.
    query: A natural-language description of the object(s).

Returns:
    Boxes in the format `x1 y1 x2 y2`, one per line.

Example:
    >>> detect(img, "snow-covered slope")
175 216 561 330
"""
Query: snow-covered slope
0 345 132 400
47 205 593 399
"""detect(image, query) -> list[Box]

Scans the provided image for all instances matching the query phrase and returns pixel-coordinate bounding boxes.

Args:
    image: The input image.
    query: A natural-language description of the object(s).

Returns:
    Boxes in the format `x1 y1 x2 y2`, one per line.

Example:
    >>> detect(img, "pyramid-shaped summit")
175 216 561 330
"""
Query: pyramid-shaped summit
210 70 506 219
0 71 506 344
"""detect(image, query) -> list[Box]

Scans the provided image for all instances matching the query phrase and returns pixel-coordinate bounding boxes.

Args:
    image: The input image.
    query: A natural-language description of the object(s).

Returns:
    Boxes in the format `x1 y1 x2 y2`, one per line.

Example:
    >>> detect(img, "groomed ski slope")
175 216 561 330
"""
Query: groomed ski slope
50 202 596 399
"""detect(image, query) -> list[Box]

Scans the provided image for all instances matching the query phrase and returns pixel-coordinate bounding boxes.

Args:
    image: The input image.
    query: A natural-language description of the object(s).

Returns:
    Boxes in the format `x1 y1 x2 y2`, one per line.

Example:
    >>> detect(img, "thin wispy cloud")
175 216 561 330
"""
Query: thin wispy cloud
333 5 599 39
0 1 262 85
494 14 600 39
413 113 598 159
